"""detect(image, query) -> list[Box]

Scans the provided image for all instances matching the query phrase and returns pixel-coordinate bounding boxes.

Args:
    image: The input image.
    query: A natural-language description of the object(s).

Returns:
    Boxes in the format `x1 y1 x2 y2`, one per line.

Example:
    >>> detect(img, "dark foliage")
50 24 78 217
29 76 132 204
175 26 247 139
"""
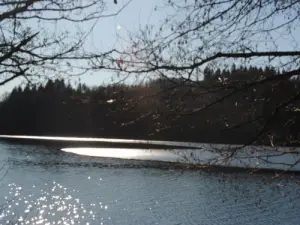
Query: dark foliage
0 65 300 146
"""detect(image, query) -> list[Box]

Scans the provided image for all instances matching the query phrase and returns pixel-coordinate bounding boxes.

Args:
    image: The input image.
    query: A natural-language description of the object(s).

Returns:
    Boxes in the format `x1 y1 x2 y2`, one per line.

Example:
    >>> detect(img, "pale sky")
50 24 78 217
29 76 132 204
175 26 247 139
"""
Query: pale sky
78 0 164 85
0 0 163 96
1 0 299 97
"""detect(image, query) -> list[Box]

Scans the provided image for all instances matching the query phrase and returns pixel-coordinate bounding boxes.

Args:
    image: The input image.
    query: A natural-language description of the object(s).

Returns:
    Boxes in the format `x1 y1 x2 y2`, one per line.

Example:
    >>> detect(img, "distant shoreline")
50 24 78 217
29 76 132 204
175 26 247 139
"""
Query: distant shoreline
1 135 300 174
0 134 200 149
0 134 297 148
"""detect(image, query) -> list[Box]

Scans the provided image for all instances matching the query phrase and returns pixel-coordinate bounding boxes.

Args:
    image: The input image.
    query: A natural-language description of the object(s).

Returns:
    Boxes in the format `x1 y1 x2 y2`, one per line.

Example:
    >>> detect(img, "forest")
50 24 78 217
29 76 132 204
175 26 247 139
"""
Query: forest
0 65 299 146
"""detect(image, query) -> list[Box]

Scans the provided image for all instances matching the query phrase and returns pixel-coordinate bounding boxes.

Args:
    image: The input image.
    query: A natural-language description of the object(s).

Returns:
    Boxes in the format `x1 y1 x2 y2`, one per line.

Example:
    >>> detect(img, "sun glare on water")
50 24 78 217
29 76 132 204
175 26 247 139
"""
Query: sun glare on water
61 148 180 162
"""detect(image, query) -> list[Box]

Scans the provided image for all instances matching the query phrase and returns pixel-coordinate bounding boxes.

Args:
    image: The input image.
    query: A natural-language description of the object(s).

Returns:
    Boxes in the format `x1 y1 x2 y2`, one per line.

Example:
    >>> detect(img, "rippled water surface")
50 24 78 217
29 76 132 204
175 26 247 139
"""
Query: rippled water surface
0 141 300 225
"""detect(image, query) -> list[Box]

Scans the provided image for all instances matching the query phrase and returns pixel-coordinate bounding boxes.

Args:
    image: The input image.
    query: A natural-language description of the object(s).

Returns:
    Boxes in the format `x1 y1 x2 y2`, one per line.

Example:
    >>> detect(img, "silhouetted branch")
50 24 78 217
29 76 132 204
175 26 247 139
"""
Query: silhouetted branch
0 0 130 86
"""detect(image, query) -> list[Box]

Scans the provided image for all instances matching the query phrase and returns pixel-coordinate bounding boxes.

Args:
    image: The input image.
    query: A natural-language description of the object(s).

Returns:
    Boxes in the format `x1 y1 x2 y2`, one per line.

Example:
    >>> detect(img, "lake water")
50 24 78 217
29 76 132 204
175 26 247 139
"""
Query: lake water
0 140 300 225
1 135 300 171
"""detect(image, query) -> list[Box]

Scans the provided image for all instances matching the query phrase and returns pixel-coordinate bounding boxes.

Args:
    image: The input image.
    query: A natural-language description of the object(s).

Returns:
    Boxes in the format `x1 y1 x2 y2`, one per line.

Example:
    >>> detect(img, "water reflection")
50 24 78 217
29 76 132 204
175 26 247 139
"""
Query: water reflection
2 169 299 225
1 135 300 171
61 147 300 172
61 147 180 162
1 182 107 225
0 142 300 225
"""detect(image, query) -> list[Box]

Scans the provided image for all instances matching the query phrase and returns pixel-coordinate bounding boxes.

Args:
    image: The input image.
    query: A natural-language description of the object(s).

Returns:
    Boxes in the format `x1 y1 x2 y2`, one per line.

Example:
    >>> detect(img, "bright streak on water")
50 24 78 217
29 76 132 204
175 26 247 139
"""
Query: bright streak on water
61 148 180 162
0 142 299 225
1 135 300 171
61 147 300 172
1 183 100 225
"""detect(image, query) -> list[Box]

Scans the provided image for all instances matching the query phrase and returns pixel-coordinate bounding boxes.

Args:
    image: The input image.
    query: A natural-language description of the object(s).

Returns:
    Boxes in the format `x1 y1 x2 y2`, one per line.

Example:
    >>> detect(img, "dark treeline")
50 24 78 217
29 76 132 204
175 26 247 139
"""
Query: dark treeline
0 65 300 146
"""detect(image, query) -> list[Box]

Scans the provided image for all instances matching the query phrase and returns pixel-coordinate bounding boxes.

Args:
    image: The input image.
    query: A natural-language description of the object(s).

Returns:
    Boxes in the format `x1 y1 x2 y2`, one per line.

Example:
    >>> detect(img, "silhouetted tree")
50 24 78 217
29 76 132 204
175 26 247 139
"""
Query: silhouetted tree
1 66 299 147
0 0 130 87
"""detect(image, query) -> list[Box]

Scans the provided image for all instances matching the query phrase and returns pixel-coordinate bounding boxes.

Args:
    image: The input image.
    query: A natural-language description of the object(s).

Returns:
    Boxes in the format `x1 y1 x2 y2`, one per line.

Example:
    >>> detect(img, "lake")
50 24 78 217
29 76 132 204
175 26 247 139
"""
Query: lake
0 139 300 225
